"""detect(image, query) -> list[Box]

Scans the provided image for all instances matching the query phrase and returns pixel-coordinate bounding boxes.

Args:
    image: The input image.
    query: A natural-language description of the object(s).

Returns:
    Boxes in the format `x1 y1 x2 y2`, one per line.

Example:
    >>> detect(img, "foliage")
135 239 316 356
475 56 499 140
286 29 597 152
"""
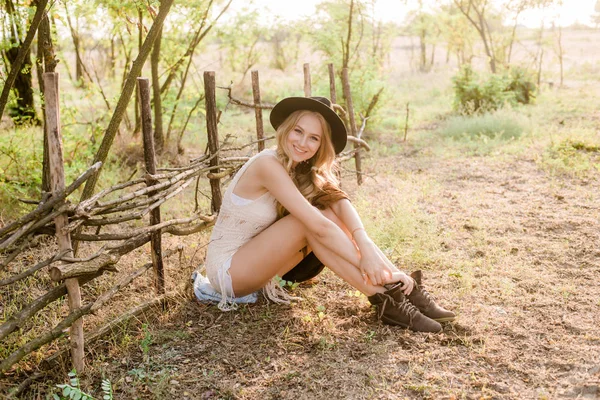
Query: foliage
53 370 114 400
305 0 395 124
451 65 536 115
216 8 264 80
268 19 303 71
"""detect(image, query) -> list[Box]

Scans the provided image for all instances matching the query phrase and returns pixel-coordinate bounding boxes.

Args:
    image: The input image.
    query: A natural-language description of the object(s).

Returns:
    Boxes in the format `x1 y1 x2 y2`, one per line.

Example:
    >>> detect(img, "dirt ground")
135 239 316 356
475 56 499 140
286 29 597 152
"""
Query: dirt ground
48 144 597 400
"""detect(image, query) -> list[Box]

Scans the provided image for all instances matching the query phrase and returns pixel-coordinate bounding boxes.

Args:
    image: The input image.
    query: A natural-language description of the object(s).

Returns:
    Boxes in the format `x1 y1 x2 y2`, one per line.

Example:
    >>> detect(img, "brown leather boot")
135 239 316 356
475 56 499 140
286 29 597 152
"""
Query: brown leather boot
405 270 456 322
368 286 442 333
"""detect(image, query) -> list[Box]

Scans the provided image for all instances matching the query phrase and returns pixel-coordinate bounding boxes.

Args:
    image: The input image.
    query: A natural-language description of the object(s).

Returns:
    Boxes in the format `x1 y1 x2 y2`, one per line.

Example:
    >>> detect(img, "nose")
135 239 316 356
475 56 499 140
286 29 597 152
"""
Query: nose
298 134 308 148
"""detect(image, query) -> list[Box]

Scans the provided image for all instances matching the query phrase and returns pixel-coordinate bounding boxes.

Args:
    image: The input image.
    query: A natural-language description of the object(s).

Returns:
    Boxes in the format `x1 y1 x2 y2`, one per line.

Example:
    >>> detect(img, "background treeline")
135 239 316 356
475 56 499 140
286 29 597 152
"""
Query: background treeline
0 0 599 216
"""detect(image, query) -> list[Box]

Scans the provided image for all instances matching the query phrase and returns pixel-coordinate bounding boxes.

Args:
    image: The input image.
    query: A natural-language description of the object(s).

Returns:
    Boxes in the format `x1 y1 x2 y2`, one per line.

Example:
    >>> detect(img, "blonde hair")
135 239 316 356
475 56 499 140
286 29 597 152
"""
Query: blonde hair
274 110 343 217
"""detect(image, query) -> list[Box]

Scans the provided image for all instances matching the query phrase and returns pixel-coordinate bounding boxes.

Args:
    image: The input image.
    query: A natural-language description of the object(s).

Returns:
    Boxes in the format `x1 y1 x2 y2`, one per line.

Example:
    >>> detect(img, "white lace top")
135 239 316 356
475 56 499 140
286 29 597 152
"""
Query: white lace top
205 148 299 310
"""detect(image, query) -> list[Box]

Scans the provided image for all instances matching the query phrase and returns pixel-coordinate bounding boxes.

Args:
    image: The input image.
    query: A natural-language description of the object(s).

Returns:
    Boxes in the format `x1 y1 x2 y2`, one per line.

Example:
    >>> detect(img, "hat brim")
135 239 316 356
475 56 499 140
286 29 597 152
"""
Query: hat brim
270 97 347 154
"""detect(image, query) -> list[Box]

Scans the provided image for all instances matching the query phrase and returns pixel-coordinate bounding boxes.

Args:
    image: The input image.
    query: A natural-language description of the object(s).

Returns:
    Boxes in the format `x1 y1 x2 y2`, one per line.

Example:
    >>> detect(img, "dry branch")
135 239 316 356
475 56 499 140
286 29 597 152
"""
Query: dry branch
0 250 68 287
0 272 101 342
42 295 171 368
346 136 370 151
1 248 181 373
218 85 275 109
0 162 101 240
49 253 119 281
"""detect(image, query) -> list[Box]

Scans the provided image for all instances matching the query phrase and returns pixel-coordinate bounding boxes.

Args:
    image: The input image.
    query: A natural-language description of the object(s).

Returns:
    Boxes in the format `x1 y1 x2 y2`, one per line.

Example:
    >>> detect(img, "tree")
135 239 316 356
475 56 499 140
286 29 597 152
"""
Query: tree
217 8 264 82
405 3 441 72
452 0 502 73
0 0 45 125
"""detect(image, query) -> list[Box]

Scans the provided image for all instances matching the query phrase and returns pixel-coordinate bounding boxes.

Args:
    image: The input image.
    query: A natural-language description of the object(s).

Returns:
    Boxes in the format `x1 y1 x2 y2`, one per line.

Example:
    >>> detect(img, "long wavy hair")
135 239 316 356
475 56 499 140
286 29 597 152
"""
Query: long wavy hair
274 110 347 217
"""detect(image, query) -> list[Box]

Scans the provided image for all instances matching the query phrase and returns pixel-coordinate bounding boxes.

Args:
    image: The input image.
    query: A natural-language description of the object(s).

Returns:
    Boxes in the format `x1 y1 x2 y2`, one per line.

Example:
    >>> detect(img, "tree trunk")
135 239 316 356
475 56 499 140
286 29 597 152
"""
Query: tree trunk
133 7 143 136
36 1 58 193
557 25 564 87
419 29 427 71
78 0 175 205
64 3 85 87
151 26 163 153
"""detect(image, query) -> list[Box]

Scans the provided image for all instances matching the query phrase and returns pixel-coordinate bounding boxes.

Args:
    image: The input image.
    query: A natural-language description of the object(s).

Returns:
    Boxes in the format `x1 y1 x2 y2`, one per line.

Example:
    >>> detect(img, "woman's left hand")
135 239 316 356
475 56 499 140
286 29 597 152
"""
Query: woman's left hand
358 246 394 286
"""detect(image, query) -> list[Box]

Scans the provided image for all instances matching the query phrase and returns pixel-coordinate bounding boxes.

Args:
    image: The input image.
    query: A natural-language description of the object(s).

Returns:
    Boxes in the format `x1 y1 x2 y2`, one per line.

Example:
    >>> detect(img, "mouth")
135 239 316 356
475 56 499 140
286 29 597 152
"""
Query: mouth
292 145 307 155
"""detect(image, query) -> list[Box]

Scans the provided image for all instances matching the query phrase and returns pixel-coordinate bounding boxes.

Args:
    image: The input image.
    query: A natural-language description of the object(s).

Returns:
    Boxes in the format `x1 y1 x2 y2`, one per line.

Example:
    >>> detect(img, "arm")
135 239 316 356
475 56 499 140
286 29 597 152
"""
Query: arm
331 199 414 293
255 157 361 266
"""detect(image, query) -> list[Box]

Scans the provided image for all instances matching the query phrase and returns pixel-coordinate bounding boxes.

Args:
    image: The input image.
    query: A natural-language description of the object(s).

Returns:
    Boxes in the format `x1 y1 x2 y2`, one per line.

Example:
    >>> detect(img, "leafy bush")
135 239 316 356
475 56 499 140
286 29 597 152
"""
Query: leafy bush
452 65 536 115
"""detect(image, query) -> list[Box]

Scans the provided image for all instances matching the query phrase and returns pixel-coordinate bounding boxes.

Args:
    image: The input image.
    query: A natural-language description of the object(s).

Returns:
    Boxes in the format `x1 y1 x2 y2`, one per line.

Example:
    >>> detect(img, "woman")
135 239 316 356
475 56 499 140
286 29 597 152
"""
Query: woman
204 96 454 332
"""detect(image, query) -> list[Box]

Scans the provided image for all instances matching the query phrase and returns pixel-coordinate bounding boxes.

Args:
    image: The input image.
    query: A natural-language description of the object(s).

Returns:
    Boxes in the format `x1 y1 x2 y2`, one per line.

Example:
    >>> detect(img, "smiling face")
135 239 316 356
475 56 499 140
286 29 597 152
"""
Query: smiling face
285 113 323 167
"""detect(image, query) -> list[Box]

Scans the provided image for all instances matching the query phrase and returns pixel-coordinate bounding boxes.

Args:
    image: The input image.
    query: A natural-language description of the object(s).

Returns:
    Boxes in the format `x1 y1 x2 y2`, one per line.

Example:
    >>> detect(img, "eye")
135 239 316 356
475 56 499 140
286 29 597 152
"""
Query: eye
311 136 320 142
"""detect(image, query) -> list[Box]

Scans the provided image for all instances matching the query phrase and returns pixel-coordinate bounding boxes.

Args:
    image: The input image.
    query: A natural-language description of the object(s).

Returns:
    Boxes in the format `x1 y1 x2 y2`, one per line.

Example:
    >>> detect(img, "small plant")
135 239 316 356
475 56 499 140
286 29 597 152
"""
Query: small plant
452 65 536 115
101 379 113 400
53 370 94 400
274 275 300 290
140 323 153 362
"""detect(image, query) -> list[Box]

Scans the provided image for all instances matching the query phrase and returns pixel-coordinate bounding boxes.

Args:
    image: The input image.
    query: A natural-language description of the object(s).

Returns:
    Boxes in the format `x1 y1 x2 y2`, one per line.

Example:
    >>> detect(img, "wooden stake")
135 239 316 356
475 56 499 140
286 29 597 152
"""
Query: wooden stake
328 63 337 104
341 68 362 185
303 63 311 97
137 77 164 295
204 71 223 213
251 70 264 152
43 72 85 374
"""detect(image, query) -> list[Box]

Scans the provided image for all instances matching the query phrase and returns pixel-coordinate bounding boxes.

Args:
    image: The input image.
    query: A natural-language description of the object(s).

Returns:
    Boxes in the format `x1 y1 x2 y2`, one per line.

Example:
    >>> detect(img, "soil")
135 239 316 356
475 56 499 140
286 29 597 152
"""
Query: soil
46 147 599 400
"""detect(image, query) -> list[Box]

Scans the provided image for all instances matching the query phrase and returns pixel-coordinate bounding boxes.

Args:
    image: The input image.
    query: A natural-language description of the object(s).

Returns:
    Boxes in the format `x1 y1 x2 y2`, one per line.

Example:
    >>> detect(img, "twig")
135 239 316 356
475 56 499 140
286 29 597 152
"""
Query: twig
218 85 275 109
346 135 370 151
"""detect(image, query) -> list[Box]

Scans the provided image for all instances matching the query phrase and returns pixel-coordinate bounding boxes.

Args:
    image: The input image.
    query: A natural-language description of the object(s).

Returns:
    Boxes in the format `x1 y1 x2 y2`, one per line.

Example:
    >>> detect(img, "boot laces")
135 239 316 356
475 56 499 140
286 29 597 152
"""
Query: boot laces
396 297 419 326
418 284 435 308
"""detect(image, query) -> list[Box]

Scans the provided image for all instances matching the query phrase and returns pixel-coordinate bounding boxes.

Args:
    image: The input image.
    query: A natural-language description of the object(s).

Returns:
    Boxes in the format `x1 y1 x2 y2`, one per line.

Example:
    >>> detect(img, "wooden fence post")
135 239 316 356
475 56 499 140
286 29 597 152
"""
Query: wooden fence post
204 71 223 213
303 63 311 97
137 77 164 295
251 70 265 152
341 67 363 185
328 63 337 104
43 72 85 373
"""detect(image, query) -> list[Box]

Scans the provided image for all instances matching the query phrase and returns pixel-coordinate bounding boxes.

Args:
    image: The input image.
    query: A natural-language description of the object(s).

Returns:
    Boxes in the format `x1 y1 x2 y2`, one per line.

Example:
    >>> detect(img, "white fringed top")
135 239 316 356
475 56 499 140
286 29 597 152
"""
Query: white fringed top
205 148 300 310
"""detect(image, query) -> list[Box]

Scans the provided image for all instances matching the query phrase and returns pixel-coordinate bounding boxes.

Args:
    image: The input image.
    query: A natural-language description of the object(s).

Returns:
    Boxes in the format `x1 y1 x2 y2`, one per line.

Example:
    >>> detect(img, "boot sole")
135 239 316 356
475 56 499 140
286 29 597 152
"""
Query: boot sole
381 317 442 333
433 316 456 322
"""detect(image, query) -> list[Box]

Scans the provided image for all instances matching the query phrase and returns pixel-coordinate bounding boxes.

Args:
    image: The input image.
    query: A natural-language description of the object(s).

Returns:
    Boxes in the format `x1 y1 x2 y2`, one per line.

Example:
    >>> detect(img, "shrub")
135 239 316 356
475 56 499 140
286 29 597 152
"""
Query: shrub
452 65 536 115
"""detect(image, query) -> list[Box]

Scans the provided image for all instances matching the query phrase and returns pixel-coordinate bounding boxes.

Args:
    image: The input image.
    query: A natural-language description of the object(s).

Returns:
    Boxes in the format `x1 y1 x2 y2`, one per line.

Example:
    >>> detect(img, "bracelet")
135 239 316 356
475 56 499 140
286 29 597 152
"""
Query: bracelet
351 227 365 238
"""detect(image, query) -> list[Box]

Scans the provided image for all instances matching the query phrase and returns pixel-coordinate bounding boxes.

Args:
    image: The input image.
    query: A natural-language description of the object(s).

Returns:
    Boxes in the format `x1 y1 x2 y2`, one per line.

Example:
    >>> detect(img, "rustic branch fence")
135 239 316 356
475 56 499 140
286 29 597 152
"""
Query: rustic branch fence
0 63 371 393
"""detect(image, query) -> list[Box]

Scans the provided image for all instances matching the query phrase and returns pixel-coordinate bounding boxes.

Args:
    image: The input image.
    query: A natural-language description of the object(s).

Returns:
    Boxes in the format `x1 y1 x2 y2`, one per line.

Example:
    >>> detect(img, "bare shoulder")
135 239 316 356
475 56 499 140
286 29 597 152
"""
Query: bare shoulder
251 152 286 176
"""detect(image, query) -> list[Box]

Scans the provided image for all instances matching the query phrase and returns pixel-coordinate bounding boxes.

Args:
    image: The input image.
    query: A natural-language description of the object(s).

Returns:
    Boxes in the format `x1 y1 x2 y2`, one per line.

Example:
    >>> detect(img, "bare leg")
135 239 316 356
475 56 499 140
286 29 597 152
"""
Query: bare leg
229 210 385 297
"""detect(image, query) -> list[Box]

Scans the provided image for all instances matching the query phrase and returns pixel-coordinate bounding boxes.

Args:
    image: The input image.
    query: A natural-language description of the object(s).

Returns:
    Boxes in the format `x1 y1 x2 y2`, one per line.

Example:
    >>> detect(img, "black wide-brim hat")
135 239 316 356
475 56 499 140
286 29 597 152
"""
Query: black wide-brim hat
270 96 347 154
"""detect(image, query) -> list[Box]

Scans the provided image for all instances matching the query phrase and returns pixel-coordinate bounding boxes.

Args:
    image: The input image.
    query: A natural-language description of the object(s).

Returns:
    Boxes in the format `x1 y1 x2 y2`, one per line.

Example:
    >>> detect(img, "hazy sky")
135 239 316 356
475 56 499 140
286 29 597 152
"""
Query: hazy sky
241 0 597 27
